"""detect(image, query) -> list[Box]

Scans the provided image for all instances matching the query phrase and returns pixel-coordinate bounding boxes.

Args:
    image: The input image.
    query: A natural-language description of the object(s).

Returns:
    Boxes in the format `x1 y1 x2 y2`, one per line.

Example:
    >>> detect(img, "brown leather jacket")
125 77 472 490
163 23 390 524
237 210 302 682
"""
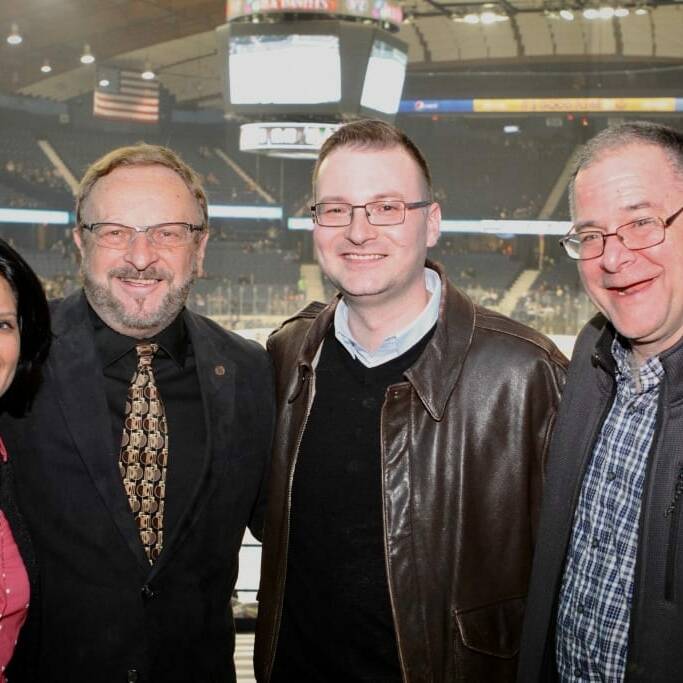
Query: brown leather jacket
255 264 567 682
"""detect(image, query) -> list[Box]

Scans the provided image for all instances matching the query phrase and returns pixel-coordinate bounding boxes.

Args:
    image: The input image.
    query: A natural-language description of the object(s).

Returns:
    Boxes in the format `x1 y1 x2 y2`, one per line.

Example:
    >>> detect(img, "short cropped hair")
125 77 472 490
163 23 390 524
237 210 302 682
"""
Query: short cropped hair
569 121 683 216
75 143 209 231
0 239 51 417
313 119 433 199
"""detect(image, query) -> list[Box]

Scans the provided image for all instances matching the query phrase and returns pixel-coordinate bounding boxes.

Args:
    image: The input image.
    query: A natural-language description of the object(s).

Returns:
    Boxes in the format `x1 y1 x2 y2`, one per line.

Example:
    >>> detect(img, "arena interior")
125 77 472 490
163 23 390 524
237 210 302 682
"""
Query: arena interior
1 0 682 677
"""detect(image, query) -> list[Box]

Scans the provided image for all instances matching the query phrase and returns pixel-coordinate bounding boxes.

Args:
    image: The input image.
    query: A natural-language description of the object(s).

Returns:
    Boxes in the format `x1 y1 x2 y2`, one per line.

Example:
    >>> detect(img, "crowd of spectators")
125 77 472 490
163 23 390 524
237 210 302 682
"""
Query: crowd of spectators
511 251 596 336
512 284 596 335
404 120 577 220
4 159 67 192
189 282 304 323
40 274 80 300
0 114 580 222
0 184 41 209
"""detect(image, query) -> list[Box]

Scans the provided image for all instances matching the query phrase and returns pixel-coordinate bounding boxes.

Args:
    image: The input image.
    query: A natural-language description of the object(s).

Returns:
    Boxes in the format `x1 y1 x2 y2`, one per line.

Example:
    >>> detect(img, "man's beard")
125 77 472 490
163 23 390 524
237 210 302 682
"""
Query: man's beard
82 262 195 335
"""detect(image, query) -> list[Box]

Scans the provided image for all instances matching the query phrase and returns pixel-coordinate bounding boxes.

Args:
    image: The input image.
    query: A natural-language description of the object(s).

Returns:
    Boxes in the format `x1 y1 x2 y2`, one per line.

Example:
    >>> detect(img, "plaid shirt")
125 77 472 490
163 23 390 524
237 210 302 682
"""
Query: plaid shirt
556 337 663 682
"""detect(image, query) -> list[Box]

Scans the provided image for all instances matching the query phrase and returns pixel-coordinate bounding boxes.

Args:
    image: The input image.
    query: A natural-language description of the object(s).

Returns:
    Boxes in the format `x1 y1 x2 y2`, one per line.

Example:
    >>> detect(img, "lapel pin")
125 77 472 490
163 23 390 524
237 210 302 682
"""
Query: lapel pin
214 365 225 376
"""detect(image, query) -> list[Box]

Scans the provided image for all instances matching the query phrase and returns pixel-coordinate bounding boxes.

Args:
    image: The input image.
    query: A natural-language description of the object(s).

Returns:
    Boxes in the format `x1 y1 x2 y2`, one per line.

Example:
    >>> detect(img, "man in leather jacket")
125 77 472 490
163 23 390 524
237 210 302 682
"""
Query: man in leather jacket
255 119 567 682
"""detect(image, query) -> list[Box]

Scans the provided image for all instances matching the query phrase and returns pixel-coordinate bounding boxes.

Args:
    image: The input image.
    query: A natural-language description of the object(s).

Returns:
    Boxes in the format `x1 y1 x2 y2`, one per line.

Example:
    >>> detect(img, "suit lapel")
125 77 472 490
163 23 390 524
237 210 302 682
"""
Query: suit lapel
149 310 236 575
50 294 150 571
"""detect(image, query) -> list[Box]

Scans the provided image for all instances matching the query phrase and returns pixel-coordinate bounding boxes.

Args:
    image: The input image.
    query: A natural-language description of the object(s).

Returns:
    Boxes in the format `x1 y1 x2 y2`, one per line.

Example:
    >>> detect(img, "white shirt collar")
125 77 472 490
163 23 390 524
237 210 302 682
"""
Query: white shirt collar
333 268 441 368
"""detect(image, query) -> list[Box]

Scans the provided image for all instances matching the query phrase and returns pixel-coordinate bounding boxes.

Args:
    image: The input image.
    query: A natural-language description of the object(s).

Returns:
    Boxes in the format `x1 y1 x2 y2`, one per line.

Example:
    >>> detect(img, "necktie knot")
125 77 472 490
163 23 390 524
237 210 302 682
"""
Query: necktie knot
136 342 158 360
136 343 158 370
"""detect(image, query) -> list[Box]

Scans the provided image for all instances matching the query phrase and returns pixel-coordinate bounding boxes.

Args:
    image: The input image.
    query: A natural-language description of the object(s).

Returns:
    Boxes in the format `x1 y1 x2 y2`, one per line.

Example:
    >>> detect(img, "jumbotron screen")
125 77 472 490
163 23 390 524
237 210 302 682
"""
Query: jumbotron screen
360 40 407 115
229 34 341 105
217 20 407 119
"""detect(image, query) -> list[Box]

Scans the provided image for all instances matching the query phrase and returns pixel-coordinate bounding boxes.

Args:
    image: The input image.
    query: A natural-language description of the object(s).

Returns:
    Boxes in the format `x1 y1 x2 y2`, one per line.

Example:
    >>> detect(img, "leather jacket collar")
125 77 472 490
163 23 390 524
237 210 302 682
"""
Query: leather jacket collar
288 261 475 420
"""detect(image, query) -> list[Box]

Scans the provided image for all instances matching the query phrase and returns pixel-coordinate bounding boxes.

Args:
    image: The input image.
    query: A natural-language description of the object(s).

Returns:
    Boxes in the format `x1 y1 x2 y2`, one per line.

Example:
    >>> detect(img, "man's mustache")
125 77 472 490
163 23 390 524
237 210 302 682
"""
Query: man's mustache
108 267 172 281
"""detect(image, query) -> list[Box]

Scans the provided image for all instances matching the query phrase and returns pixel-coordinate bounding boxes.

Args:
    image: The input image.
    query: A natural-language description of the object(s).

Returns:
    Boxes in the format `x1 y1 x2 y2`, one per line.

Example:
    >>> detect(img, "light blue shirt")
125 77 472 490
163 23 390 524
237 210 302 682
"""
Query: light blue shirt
334 268 441 368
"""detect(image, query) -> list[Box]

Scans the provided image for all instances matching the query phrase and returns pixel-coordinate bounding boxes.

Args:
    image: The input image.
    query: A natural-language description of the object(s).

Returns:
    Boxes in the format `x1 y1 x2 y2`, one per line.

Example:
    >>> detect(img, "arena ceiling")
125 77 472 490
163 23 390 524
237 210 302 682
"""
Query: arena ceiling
1 0 682 106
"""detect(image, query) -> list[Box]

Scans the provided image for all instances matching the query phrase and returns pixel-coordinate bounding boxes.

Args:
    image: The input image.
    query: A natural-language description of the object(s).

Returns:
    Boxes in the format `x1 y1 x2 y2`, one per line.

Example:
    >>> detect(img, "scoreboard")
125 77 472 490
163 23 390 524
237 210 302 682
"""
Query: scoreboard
216 19 408 120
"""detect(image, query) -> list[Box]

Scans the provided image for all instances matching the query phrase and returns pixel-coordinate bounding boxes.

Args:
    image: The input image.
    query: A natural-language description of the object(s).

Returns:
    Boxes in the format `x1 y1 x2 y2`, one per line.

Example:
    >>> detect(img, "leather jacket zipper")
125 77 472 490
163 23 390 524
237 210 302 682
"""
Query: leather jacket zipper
266 370 316 681
380 385 409 682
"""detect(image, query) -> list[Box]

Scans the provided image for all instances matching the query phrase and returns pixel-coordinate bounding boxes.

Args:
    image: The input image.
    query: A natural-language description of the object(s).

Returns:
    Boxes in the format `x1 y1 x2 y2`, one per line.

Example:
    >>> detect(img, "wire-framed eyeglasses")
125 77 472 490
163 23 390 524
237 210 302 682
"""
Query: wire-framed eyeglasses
559 205 683 261
311 200 432 228
81 222 205 249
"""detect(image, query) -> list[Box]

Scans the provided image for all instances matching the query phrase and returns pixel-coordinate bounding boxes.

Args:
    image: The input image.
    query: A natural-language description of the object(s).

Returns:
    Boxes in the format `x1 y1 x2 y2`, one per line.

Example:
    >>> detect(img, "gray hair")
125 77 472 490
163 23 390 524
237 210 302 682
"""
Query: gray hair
76 143 208 231
568 121 683 217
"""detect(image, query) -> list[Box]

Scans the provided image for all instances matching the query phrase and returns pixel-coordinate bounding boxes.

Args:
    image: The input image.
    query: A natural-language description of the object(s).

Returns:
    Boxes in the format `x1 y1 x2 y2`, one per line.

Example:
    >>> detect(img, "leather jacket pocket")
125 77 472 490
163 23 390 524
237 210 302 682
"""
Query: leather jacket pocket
454 596 525 658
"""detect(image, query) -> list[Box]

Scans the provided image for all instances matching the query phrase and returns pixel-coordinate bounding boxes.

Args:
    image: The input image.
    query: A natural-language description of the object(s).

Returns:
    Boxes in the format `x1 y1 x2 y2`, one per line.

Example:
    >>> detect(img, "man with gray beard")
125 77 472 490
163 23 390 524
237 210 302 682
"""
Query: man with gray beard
0 144 275 682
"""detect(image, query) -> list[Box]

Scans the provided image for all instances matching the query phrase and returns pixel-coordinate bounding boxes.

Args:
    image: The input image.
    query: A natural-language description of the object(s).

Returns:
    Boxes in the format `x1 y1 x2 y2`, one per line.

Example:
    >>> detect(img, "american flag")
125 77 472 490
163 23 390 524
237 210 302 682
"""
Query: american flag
93 68 160 124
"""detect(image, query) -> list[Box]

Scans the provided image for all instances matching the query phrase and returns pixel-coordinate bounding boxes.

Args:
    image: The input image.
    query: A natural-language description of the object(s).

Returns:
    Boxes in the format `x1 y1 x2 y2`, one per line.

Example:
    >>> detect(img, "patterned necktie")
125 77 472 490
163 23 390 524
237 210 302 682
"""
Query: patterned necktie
119 343 169 564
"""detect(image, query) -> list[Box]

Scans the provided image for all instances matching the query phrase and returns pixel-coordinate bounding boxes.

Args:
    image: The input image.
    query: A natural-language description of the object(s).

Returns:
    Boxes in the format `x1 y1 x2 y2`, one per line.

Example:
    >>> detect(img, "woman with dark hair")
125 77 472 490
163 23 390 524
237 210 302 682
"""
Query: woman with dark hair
0 238 50 680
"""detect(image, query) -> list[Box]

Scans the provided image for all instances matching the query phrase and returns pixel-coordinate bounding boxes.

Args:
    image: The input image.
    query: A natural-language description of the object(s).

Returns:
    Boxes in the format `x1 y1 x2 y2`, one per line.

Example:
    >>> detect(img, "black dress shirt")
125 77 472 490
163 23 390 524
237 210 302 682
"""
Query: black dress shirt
89 305 207 542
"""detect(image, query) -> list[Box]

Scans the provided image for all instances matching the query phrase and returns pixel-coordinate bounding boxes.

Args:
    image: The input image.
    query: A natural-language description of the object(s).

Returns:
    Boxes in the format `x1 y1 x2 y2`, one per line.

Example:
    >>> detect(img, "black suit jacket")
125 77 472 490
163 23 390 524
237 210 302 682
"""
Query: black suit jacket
0 291 275 683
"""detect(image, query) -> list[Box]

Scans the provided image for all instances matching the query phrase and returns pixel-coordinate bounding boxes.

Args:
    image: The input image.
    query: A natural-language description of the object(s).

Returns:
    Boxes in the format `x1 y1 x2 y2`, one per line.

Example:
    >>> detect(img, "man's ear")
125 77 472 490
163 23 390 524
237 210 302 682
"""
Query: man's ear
194 230 209 278
72 226 86 259
426 202 441 248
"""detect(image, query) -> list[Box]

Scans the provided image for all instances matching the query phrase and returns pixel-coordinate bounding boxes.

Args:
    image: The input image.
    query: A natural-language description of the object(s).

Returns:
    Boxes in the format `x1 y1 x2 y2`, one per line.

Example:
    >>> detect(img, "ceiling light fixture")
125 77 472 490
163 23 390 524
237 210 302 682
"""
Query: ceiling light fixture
598 6 615 18
99 78 110 87
80 44 95 65
634 5 648 14
559 9 575 20
614 7 629 16
141 62 155 80
583 7 600 19
6 23 22 45
40 60 52 74
464 13 481 23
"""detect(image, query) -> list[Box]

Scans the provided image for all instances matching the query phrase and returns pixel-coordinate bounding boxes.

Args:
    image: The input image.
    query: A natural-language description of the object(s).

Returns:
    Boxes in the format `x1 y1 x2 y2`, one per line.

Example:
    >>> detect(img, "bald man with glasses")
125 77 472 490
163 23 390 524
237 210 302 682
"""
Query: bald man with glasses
520 122 683 683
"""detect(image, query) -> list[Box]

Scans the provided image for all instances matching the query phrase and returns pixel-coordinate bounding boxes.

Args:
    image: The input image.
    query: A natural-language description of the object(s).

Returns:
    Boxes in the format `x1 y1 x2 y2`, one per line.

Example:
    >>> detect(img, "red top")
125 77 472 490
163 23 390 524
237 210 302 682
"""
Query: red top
0 436 30 682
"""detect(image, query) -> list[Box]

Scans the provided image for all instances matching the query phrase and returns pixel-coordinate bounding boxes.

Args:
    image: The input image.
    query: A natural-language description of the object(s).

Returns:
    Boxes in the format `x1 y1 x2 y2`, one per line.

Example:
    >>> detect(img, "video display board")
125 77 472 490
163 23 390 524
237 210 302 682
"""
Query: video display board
217 20 407 119
229 34 341 105
360 39 407 115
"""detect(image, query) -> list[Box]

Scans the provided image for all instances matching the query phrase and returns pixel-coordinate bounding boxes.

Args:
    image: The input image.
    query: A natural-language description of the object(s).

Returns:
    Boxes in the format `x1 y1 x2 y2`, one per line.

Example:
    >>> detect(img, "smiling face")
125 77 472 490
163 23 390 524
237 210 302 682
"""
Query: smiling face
313 145 440 318
0 276 20 398
575 143 683 363
74 164 208 338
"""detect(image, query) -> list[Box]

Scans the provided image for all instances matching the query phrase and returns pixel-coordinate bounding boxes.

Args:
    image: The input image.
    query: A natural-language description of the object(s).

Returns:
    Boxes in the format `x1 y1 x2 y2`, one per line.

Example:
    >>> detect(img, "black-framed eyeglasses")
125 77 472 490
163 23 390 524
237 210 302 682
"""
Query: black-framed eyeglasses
81 222 205 249
310 200 432 228
559 205 683 261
